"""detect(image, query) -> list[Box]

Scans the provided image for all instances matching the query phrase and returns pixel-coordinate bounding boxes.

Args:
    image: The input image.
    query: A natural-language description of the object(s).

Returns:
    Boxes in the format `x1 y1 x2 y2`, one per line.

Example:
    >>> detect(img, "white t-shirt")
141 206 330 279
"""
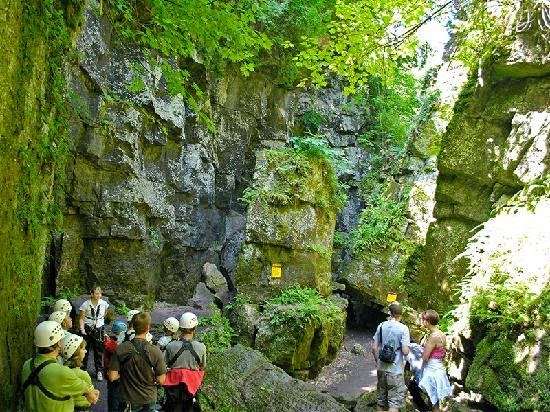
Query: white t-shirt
79 298 109 328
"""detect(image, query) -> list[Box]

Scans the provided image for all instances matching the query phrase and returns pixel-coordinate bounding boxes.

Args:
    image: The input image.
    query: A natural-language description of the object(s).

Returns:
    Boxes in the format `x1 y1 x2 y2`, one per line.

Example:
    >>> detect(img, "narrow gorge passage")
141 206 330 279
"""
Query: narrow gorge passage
311 328 377 403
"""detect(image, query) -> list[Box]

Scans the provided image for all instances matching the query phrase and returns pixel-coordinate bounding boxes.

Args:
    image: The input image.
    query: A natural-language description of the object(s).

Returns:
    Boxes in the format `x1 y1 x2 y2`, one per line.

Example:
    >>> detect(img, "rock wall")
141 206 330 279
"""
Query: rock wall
57 1 371 307
0 1 83 409
417 1 550 309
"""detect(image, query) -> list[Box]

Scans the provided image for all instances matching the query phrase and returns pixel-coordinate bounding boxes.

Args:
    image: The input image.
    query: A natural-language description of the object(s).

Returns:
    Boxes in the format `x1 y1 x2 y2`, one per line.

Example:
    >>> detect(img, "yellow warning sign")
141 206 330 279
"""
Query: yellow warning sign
386 292 397 303
271 263 282 279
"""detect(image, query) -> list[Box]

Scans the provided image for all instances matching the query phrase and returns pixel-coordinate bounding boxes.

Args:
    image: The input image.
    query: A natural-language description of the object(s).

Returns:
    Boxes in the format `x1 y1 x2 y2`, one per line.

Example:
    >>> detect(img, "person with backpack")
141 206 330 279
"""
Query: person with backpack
21 321 99 412
371 301 411 412
162 312 206 412
78 285 109 381
104 320 128 412
108 312 167 412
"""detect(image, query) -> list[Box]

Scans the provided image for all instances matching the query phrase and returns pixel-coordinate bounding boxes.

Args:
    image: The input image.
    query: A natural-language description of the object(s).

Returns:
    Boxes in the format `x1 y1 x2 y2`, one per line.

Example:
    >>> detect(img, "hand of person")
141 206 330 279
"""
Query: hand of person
81 329 87 335
85 388 100 405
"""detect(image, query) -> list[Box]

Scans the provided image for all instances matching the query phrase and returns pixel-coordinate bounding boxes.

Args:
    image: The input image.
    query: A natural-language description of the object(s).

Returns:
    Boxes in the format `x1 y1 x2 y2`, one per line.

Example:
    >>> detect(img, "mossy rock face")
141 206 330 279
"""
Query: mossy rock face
201 344 348 412
338 248 408 306
254 296 347 378
448 184 550 410
227 294 347 379
465 334 550 412
81 239 161 308
236 243 332 302
236 148 338 302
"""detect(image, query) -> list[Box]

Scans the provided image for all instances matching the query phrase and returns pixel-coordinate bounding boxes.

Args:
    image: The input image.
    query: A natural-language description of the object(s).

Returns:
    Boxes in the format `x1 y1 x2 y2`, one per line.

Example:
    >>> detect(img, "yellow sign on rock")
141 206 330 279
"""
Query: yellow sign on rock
386 292 397 303
271 263 282 279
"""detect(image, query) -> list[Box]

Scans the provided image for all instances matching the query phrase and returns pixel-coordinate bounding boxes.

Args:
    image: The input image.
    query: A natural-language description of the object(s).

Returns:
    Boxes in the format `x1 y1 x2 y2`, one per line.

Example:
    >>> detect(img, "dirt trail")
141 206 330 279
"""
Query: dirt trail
311 327 377 403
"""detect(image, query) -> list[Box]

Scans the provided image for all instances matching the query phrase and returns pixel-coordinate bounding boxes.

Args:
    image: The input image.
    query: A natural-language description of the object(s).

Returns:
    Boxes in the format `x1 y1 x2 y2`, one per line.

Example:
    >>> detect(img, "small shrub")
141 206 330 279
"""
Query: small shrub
196 305 234 354
265 285 340 327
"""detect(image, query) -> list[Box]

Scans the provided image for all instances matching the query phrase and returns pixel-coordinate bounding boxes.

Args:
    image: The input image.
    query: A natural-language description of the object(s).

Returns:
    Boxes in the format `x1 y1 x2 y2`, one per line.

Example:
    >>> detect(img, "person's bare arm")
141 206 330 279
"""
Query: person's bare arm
156 373 166 385
371 340 379 362
78 310 86 335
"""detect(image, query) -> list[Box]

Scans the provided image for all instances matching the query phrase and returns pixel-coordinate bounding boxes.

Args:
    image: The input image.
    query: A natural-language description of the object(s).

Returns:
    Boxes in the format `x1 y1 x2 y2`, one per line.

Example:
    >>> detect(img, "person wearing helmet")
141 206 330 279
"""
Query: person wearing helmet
104 321 128 412
123 309 141 342
49 310 73 334
78 286 110 382
21 321 100 411
157 317 180 352
108 312 167 411
53 299 72 314
60 333 95 411
163 312 206 412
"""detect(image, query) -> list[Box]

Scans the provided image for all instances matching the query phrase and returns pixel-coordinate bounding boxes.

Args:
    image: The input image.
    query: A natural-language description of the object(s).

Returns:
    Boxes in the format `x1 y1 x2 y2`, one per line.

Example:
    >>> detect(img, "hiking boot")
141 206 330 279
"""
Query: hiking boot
97 371 103 381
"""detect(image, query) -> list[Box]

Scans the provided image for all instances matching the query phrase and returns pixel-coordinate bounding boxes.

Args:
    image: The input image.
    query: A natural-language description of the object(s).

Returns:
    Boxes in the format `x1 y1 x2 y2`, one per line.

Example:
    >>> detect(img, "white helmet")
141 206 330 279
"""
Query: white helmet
49 311 67 325
163 317 180 333
180 312 198 329
53 299 72 313
127 309 141 323
145 332 153 343
35 321 65 347
60 333 83 360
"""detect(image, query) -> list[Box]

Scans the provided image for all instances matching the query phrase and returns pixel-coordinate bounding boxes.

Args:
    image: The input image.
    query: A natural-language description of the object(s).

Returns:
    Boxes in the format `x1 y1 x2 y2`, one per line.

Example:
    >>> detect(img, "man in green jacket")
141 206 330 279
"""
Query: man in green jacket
21 320 99 412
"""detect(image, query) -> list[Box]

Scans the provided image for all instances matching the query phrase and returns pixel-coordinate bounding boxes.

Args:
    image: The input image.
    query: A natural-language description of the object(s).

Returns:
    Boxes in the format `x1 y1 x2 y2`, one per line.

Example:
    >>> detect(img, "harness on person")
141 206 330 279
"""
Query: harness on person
22 358 71 401
164 340 203 411
167 340 201 368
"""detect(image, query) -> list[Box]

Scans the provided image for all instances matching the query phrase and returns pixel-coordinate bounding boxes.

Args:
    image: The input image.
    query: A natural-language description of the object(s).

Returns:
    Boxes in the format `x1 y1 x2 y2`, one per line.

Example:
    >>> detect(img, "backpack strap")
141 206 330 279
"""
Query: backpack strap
129 339 154 370
167 340 201 368
22 358 71 401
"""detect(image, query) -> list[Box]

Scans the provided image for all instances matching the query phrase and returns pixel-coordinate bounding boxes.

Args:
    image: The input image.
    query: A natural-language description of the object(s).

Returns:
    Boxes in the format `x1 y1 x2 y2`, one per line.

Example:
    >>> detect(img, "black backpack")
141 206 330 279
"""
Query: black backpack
378 324 398 363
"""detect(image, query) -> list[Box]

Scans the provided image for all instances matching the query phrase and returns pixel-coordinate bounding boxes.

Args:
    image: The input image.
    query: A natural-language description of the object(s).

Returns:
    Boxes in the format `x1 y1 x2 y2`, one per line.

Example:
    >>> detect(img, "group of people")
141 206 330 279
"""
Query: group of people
372 301 452 412
22 286 206 412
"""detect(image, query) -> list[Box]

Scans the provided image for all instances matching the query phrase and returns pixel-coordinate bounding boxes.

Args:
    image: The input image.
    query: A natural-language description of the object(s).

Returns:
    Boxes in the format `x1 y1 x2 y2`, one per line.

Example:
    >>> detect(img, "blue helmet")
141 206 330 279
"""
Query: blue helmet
112 320 128 334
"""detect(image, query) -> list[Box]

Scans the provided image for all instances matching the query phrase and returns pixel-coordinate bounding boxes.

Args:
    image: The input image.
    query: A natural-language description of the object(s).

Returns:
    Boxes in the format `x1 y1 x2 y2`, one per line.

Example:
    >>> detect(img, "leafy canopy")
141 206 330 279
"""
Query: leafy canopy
293 0 440 93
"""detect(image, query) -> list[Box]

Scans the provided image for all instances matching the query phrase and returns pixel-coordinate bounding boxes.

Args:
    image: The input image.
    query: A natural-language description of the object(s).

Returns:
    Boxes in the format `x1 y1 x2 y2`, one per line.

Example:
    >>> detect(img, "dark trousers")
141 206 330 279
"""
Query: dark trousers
408 378 430 412
108 379 126 412
83 325 104 373
164 385 200 412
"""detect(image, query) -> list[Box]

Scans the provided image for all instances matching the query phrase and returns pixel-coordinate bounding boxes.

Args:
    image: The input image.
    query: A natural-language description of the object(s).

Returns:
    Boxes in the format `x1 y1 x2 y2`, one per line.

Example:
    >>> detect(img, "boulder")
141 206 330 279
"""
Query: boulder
187 282 216 310
201 345 348 412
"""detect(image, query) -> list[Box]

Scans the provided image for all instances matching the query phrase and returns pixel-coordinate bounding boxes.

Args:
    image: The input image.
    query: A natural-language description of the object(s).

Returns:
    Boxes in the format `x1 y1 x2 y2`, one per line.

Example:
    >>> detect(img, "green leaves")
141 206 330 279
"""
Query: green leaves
294 0 436 93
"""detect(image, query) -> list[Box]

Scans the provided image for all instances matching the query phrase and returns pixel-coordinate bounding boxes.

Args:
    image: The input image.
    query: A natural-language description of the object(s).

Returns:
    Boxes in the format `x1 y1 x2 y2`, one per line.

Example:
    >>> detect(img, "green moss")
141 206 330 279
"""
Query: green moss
0 1 82 408
466 335 550 411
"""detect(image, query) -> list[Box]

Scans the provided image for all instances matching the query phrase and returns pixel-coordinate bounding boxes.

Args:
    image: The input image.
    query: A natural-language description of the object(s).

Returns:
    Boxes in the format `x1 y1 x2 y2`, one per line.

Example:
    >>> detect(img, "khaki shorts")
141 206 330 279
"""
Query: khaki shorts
377 370 406 409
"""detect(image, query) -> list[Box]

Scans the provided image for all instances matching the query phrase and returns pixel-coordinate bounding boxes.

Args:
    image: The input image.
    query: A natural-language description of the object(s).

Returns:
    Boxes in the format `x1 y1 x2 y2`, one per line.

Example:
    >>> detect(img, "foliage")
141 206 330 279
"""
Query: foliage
293 0 440 93
115 302 130 315
40 286 82 310
452 0 515 71
265 285 340 327
350 194 409 253
469 274 547 339
16 1 75 235
196 305 234 354
106 0 272 127
255 0 336 87
301 108 327 134
360 72 422 148
240 136 347 211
